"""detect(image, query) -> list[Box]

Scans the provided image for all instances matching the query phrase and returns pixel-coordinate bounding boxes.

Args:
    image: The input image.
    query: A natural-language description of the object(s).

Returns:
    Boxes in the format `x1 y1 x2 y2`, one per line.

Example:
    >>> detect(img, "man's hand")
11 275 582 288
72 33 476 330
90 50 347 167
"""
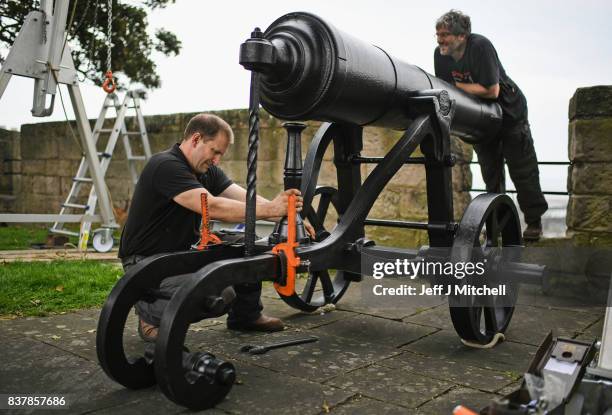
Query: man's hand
303 221 316 239
262 189 304 218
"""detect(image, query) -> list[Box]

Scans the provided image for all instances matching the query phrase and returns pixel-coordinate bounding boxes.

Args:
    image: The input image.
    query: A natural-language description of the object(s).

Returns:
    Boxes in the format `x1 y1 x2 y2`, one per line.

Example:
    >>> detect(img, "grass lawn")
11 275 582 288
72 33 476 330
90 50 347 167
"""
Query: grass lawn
0 224 57 250
0 260 122 317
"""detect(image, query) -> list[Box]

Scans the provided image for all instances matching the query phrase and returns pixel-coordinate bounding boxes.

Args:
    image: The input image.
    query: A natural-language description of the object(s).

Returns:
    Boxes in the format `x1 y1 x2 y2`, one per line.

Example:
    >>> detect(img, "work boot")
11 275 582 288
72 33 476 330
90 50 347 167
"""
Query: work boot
227 314 284 332
138 318 159 342
523 220 543 242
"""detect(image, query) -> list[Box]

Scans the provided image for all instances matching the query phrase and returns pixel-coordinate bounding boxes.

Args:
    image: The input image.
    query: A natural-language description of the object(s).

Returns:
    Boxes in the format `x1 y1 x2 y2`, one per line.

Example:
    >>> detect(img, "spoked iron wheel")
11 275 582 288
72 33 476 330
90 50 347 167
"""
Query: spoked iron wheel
449 193 523 344
277 185 352 312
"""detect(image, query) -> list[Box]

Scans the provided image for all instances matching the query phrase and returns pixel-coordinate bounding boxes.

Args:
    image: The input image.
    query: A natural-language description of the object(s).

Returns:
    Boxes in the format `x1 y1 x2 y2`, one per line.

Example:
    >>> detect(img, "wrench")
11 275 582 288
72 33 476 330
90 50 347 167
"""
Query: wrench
240 336 319 355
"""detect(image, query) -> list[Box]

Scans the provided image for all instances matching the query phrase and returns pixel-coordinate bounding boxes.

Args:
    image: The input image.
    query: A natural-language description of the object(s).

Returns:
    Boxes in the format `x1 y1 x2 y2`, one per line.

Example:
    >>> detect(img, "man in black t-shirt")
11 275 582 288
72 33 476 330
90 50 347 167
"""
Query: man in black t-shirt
433 10 548 241
120 113 305 341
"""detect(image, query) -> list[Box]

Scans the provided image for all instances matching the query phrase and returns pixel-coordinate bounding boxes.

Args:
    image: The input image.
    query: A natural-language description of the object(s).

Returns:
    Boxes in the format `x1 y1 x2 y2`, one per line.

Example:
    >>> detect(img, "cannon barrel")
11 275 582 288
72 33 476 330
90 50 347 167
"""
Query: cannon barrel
240 12 503 143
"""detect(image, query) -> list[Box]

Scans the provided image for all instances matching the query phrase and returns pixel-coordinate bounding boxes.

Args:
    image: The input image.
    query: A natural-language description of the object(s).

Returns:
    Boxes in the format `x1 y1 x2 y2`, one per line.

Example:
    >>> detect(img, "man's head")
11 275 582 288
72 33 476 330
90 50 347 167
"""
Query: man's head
180 113 234 174
435 10 471 58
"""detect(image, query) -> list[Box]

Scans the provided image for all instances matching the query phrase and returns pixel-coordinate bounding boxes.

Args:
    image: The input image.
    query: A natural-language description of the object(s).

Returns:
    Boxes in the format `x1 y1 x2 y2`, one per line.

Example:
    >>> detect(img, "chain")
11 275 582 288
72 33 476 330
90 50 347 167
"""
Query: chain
88 0 99 74
106 0 112 71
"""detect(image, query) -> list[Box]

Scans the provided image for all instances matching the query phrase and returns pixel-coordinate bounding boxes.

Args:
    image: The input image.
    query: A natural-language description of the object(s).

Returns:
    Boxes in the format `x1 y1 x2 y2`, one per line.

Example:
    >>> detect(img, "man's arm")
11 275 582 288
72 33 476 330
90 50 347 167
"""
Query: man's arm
455 81 499 99
218 183 270 204
173 188 301 222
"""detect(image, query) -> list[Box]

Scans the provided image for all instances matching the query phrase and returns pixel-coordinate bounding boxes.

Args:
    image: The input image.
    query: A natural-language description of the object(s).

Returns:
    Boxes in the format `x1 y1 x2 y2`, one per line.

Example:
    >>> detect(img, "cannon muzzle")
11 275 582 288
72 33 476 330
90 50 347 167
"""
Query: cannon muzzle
240 12 502 143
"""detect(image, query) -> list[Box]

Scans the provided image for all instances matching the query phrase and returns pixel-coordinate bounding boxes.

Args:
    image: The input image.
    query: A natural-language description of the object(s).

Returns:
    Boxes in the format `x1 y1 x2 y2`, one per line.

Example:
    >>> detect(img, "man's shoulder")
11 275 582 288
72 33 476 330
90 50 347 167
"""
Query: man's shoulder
468 33 495 49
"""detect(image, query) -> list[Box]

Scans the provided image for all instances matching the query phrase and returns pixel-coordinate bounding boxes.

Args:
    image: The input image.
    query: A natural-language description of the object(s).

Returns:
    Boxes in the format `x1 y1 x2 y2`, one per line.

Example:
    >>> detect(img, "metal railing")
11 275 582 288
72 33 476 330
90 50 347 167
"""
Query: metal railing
468 160 572 196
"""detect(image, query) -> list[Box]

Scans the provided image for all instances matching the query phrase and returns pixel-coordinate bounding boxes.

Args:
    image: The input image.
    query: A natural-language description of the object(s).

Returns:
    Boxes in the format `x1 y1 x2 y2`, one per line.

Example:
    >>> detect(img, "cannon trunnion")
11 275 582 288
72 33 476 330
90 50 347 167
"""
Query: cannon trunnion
96 11 543 411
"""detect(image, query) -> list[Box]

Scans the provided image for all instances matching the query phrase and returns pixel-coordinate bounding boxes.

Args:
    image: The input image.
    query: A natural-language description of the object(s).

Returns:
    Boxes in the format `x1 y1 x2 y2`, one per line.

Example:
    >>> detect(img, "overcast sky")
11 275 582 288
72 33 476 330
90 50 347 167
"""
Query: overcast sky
1 0 611 191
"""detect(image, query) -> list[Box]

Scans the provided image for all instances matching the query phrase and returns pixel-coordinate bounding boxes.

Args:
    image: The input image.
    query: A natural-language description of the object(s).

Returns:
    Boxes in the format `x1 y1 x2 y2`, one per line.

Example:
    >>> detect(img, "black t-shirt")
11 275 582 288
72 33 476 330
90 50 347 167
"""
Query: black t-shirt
118 143 232 258
434 33 527 123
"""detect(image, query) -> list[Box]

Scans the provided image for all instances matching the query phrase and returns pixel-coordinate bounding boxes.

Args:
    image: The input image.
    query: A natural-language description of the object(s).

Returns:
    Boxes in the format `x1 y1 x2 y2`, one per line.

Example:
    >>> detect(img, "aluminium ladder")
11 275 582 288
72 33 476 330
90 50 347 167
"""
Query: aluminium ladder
50 90 152 251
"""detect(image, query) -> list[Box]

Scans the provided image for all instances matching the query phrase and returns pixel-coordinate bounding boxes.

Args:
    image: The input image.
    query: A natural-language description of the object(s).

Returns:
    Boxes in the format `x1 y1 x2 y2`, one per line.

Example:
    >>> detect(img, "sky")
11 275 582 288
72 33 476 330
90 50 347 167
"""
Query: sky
1 0 611 193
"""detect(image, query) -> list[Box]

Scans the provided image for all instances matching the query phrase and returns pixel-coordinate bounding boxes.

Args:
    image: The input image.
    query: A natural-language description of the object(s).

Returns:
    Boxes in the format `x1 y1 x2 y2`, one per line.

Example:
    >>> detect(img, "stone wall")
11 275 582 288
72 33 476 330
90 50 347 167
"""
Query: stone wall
567 85 612 246
5 108 473 247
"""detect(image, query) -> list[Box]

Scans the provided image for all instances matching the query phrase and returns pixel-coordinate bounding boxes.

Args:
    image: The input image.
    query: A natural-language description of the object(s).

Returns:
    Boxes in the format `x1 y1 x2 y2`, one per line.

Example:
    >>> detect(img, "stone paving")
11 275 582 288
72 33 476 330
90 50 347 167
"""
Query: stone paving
0 279 604 414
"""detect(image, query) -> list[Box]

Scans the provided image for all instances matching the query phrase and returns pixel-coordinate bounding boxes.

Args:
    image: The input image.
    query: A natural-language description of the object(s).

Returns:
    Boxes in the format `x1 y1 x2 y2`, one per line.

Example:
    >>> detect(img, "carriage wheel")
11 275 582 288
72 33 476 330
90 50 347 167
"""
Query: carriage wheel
277 186 353 312
449 193 522 344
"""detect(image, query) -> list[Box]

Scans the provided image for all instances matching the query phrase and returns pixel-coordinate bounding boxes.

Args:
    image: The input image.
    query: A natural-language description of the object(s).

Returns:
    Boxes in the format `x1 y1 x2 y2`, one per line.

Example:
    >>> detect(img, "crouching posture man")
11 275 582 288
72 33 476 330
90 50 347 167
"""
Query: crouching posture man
119 113 303 341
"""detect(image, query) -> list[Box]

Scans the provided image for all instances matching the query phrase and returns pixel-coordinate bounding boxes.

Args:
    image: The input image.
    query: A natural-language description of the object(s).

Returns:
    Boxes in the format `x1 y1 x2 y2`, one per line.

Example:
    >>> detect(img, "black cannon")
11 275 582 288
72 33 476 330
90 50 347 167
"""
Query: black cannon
96 11 544 410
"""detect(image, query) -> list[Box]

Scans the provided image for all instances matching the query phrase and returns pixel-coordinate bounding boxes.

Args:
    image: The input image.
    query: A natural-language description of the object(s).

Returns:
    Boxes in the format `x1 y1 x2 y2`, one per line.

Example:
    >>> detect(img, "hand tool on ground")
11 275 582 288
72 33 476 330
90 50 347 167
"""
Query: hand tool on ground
240 336 319 355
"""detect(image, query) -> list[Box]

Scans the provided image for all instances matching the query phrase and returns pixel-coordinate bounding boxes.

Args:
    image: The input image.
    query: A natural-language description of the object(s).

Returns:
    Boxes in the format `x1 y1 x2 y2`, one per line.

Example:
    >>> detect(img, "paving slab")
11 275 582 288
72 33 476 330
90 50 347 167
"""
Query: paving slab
504 305 601 346
216 361 353 415
404 329 537 375
192 328 400 383
326 363 454 409
328 395 408 414
311 313 437 348
416 386 499 415
253 296 357 330
378 350 517 392
336 278 446 320
575 316 604 342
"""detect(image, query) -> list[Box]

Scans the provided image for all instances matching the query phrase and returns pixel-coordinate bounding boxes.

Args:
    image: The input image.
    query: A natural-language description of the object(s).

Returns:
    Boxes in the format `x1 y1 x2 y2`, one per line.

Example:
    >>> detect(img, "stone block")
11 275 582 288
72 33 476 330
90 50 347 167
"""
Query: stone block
105 177 132 200
258 128 283 161
224 128 249 161
220 160 246 183
31 176 61 195
54 132 85 160
147 132 177 154
454 191 472 219
45 159 79 178
143 113 186 134
105 159 130 178
451 135 474 162
452 164 472 191
569 231 612 247
257 161 283 186
0 128 21 159
365 226 428 249
21 160 47 175
2 160 21 175
569 163 612 194
568 118 612 162
21 193 63 213
569 85 612 120
390 164 427 189
566 195 612 232
369 189 401 219
21 134 59 160
399 190 428 219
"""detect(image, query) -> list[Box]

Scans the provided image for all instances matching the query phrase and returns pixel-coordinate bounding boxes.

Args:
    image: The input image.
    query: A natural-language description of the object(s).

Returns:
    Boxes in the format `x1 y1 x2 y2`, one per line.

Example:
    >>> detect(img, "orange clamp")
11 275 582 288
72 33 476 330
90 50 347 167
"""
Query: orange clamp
197 192 221 251
273 194 300 296
102 70 116 93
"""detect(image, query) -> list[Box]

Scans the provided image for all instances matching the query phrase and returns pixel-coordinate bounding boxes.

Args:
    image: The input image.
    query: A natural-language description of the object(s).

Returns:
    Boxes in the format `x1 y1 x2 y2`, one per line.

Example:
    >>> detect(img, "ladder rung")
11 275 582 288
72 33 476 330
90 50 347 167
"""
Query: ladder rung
125 132 142 135
96 128 114 133
73 177 93 183
128 156 146 161
49 229 79 237
62 203 89 210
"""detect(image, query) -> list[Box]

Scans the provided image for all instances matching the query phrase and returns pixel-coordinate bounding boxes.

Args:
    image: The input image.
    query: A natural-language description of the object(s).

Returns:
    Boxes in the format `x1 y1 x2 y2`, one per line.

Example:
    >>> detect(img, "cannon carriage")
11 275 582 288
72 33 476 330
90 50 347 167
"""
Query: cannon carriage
96 12 543 410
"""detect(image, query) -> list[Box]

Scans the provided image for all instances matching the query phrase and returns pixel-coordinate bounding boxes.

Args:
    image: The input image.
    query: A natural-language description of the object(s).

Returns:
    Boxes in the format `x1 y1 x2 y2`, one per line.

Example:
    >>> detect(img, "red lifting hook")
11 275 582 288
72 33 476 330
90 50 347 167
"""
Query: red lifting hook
102 70 116 94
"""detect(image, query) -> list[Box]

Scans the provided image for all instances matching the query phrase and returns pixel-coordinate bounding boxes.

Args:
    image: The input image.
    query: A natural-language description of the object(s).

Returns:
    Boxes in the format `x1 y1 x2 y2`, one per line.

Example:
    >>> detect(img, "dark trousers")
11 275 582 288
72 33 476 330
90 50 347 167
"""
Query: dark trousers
122 255 263 327
473 119 548 225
